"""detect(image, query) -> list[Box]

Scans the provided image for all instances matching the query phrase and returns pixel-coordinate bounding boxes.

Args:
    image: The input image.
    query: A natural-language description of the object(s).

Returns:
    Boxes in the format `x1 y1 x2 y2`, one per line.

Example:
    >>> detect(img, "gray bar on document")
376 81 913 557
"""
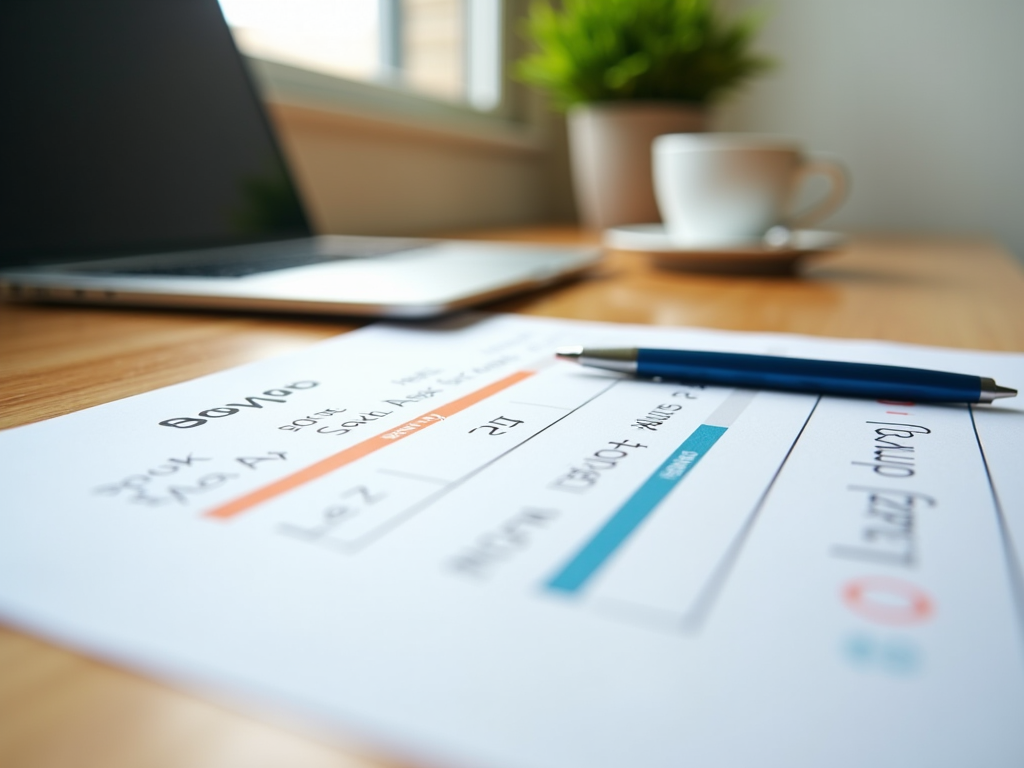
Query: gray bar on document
703 390 757 429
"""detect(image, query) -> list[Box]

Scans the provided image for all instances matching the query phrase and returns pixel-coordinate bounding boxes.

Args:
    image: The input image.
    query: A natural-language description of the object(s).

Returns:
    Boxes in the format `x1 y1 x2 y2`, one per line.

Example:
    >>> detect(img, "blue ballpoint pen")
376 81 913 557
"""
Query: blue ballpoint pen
554 346 1017 404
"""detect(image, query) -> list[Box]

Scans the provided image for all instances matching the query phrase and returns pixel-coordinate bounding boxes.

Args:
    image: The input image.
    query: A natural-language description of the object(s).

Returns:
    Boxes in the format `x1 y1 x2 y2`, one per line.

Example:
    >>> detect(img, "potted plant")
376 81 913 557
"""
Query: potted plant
517 0 771 229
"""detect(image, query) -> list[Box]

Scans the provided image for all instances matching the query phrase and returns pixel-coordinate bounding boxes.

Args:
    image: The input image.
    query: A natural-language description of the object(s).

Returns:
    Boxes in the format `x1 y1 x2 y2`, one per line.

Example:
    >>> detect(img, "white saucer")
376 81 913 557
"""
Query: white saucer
604 224 846 274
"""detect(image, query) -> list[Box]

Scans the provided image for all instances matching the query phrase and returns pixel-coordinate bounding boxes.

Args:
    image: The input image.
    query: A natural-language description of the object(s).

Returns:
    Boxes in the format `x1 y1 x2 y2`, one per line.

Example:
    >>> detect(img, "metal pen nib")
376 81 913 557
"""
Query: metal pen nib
979 378 1018 404
555 346 638 374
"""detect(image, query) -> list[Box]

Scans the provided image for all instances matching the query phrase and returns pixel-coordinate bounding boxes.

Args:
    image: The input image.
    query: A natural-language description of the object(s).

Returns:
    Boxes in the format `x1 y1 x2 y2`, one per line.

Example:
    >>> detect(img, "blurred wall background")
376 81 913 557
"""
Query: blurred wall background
267 101 569 236
716 0 1024 261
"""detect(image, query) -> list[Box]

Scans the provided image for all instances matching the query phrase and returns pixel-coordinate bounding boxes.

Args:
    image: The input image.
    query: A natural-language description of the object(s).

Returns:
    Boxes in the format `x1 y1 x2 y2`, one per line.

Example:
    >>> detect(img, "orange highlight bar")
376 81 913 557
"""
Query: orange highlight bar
205 369 535 520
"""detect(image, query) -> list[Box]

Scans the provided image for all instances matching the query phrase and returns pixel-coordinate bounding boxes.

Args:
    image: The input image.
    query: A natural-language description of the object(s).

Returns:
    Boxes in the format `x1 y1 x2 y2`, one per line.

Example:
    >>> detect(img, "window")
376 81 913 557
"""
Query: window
218 0 502 112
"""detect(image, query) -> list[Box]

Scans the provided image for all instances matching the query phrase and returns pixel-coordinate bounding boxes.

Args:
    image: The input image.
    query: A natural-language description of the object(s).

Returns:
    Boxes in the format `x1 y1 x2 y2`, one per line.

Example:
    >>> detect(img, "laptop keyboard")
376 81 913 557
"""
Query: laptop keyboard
73 238 434 278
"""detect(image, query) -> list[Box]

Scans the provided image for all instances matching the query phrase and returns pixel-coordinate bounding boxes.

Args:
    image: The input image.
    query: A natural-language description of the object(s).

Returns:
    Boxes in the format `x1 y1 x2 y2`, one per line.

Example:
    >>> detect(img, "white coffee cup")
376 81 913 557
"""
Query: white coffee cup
652 134 848 246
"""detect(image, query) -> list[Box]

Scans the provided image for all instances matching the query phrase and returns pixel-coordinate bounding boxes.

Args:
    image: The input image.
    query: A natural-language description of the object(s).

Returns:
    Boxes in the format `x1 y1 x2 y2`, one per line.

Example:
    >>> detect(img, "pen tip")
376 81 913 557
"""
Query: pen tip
980 378 1017 403
555 345 583 360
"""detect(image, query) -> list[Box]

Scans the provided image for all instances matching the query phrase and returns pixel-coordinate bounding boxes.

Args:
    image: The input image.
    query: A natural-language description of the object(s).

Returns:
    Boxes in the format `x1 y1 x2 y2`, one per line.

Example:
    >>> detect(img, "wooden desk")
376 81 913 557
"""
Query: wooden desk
2 230 1023 768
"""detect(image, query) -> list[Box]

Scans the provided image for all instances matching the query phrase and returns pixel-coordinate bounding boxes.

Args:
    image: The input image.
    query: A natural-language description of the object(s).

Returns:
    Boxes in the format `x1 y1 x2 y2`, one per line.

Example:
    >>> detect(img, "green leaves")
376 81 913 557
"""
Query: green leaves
605 52 652 92
516 0 772 109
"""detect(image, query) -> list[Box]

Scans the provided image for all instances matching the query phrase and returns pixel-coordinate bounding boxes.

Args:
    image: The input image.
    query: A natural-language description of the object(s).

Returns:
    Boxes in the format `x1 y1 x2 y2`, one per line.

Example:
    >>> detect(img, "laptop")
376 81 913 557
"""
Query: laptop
0 0 599 318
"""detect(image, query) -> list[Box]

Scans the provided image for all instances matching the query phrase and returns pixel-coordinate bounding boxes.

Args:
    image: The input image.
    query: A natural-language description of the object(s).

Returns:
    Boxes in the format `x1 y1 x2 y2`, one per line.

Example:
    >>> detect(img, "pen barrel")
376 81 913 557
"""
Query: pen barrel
636 350 983 403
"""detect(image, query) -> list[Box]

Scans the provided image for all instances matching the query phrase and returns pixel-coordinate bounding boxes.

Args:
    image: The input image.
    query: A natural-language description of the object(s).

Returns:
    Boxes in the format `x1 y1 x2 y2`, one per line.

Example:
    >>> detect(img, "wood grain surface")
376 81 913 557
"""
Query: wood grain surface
2 228 1023 768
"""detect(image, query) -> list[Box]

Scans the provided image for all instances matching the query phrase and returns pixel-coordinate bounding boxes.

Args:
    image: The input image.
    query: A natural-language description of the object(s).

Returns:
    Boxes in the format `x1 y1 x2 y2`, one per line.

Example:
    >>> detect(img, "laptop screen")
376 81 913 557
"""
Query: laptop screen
0 0 311 268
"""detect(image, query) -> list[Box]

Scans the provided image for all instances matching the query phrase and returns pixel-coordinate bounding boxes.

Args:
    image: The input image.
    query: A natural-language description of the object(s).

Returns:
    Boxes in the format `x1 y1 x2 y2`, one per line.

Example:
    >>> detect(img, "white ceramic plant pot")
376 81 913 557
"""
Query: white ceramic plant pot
567 101 708 230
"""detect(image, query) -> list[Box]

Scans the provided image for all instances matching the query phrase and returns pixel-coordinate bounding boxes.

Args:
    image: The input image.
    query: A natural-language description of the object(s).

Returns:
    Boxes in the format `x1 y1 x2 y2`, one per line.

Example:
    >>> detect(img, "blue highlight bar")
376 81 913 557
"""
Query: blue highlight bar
546 423 728 594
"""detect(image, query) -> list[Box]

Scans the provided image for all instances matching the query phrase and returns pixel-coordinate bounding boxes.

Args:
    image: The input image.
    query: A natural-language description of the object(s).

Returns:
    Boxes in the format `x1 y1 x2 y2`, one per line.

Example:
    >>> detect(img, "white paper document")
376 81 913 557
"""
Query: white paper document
1 314 1023 768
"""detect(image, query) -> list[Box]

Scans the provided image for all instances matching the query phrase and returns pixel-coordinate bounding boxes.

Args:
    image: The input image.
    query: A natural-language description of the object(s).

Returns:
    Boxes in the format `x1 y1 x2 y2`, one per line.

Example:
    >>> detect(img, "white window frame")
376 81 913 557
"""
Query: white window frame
240 0 547 154
465 0 503 111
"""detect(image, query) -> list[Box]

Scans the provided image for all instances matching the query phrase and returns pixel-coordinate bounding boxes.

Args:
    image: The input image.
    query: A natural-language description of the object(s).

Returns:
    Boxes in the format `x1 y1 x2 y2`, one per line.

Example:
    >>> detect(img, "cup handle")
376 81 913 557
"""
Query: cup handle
785 153 848 229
